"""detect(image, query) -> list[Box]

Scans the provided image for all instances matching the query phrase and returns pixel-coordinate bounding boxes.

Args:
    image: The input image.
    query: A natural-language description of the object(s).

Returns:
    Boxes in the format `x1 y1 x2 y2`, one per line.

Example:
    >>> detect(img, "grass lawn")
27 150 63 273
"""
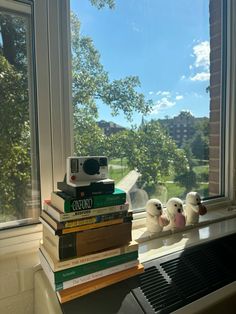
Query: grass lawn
193 165 209 175
108 158 130 183
164 163 209 183
109 158 128 166
147 181 209 203
108 166 130 184
109 158 209 199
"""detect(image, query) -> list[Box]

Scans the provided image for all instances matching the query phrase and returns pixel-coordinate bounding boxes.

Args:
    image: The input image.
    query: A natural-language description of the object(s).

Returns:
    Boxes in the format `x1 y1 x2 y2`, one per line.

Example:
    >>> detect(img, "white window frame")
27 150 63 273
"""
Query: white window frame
0 0 236 236
0 0 73 230
203 0 236 210
34 0 73 202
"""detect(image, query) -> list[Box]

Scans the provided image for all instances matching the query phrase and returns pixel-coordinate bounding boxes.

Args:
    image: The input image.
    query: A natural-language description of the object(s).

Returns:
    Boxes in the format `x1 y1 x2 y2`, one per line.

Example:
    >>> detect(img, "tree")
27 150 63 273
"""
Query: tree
174 169 198 193
71 12 153 156
71 9 191 193
190 132 209 160
0 55 31 219
189 119 209 160
108 120 189 186
174 143 198 193
0 13 32 220
89 0 115 9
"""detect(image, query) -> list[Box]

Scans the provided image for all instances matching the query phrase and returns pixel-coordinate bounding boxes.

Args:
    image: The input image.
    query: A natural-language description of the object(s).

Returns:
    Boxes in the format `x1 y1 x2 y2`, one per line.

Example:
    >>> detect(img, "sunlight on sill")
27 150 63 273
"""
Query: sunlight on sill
134 208 236 263
132 206 236 244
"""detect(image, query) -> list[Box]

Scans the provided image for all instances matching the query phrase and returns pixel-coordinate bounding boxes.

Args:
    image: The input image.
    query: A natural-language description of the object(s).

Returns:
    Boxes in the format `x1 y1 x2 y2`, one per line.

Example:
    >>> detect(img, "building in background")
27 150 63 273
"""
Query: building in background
159 111 209 148
97 120 126 136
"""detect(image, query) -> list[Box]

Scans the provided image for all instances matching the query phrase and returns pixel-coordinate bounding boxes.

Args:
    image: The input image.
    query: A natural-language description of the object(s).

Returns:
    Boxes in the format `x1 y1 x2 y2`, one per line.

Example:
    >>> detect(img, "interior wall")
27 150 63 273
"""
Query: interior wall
0 227 41 314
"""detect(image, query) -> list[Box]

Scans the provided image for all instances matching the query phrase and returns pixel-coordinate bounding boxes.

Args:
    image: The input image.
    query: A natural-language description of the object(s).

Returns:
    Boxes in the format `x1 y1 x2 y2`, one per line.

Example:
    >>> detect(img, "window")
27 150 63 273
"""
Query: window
0 2 40 228
0 0 235 230
0 0 72 230
70 0 230 211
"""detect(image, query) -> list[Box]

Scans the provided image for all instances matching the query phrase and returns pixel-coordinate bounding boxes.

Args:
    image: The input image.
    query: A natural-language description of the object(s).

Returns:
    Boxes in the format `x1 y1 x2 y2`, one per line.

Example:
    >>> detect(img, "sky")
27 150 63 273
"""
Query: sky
71 0 210 128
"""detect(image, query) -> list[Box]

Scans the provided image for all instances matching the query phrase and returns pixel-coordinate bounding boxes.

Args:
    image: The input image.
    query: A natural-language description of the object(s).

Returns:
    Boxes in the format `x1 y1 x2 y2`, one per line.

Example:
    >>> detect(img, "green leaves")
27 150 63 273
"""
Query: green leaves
89 0 115 9
0 55 31 219
71 12 153 122
101 76 152 120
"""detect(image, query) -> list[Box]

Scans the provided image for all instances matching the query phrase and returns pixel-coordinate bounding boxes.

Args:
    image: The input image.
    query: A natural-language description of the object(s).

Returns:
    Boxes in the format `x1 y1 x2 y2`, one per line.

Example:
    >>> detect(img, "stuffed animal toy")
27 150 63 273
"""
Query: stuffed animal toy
145 199 169 233
166 197 186 230
184 191 207 225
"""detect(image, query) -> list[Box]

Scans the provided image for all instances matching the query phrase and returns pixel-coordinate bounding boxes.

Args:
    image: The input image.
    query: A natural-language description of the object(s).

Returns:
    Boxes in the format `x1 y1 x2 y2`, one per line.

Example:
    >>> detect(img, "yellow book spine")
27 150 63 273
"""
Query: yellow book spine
64 217 97 228
61 218 124 234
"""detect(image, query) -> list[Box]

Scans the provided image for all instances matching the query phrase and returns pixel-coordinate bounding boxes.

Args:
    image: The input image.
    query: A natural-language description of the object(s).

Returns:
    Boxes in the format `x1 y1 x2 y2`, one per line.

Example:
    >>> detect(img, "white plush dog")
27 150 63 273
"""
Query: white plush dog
166 197 186 230
184 191 207 225
146 199 169 233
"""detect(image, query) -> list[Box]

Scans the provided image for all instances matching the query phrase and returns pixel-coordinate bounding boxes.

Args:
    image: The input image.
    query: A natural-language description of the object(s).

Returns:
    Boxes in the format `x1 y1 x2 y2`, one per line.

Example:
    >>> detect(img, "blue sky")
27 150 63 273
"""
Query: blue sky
71 0 210 127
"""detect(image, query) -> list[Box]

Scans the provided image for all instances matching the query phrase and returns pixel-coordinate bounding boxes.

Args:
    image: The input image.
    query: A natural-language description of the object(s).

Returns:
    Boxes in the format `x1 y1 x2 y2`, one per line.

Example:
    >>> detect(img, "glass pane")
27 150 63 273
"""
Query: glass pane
0 8 40 228
70 0 224 211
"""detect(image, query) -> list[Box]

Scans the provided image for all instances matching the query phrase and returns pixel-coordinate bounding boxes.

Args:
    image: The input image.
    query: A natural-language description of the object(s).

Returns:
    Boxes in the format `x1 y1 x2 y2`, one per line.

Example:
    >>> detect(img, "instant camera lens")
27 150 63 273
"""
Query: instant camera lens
83 158 100 175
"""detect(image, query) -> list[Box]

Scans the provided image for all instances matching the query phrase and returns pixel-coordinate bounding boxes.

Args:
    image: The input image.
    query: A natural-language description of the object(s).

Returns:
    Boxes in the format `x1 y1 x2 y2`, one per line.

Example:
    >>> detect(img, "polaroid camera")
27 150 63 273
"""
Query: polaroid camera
57 156 115 197
67 156 109 186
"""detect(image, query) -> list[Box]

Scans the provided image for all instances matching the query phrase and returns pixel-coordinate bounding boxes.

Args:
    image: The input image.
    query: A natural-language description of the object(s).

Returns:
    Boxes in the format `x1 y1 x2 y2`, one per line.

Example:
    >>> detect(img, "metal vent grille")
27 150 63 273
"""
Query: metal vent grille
160 256 207 300
132 233 236 314
138 266 182 313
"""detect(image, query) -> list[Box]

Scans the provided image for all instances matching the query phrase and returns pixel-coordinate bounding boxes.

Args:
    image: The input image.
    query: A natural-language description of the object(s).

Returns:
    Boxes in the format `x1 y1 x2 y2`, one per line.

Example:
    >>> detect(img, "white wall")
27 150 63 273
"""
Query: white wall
0 225 42 314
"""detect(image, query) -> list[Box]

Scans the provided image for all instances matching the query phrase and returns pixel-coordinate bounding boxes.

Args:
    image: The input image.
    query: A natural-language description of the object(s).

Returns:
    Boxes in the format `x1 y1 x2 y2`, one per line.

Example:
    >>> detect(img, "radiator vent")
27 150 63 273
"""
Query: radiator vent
138 266 182 312
133 233 236 314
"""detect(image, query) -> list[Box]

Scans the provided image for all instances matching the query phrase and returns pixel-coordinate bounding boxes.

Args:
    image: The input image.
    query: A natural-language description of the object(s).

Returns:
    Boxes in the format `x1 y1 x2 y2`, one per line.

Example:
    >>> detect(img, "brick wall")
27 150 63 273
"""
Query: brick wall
209 0 222 196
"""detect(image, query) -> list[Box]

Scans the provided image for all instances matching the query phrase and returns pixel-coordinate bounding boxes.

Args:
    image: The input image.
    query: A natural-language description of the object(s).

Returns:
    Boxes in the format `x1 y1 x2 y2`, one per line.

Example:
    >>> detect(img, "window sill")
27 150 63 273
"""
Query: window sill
0 223 42 256
1 206 236 261
134 206 236 263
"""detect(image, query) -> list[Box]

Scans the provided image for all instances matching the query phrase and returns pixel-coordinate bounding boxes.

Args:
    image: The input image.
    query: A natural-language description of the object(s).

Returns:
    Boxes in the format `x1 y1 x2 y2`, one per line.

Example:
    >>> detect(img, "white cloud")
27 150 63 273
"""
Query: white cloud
175 95 184 100
149 91 154 95
156 90 171 97
190 72 210 81
161 91 171 97
180 75 186 80
151 97 176 114
192 41 210 69
187 41 210 82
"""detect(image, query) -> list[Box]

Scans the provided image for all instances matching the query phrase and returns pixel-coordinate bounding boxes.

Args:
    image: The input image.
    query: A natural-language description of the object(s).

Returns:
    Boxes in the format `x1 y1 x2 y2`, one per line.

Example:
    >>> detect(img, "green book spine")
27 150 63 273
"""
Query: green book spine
54 250 138 283
52 188 126 213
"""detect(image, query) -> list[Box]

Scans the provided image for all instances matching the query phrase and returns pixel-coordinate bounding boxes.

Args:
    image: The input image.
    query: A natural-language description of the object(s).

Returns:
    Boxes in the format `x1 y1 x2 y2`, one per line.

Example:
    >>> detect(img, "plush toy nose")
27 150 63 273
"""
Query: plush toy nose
156 204 162 210
177 208 182 213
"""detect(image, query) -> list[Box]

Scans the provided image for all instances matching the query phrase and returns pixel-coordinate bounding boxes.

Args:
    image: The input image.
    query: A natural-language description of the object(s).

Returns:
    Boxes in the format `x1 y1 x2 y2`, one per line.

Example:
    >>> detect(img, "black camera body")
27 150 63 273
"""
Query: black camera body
57 156 114 197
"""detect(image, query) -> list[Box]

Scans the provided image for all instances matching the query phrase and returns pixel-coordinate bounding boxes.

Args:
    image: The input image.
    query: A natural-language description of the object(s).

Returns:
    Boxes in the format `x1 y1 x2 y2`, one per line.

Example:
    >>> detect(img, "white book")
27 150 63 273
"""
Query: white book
39 249 138 291
40 241 138 272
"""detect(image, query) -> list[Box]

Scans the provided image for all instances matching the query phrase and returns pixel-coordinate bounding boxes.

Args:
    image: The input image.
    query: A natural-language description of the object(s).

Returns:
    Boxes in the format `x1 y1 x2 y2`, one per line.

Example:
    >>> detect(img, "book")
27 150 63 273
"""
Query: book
40 208 132 231
40 215 132 235
39 241 139 271
57 178 115 198
43 200 129 222
39 248 138 285
51 188 126 213
57 260 139 291
56 263 144 303
43 222 132 260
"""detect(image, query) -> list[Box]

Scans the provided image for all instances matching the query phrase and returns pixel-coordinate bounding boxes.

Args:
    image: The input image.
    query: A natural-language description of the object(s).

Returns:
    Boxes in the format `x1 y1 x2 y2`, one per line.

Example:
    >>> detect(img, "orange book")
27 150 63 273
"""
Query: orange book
57 263 144 303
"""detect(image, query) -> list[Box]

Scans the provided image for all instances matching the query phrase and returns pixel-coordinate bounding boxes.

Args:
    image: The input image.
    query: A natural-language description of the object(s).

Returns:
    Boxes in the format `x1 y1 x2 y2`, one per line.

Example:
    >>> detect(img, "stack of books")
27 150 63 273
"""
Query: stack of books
39 187 144 303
